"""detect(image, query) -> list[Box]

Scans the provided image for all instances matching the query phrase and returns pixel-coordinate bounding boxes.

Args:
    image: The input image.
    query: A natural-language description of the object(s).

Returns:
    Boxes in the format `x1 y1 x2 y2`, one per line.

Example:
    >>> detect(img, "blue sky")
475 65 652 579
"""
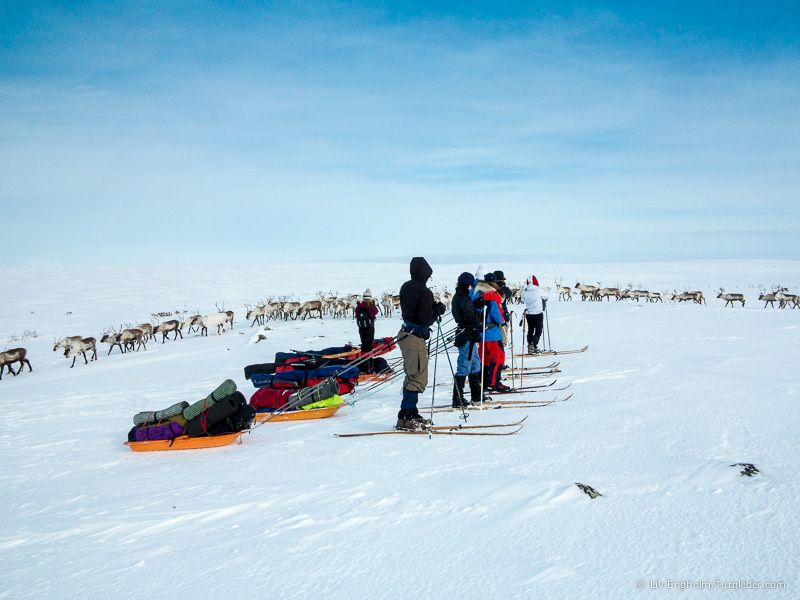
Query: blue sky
1 1 798 266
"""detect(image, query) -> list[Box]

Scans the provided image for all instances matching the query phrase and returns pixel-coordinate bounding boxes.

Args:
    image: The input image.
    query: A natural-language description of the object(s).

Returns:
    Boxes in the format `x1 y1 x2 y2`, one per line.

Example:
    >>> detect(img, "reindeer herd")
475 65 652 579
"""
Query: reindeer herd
554 280 799 310
244 290 455 325
1 280 796 383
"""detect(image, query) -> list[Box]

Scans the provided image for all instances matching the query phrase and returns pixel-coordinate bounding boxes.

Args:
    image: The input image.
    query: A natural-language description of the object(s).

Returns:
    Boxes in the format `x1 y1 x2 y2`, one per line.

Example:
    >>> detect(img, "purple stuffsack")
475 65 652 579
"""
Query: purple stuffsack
134 421 184 442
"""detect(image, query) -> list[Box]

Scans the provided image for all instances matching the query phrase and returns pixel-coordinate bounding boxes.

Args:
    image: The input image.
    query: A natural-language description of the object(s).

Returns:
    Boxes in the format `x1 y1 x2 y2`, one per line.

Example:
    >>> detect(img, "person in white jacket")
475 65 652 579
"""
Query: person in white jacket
520 275 550 354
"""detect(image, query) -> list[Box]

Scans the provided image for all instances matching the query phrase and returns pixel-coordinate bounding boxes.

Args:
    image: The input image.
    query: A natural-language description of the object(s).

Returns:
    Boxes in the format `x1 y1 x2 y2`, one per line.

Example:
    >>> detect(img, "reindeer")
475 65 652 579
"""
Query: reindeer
689 291 706 305
775 287 798 309
101 327 146 354
441 289 453 311
281 301 301 320
676 290 706 305
213 303 234 331
574 282 598 301
380 292 393 317
556 279 572 301
344 294 360 319
595 284 622 301
717 288 745 308
757 286 777 308
0 348 32 380
155 320 183 342
246 303 268 326
64 338 97 367
54 336 83 353
646 291 662 303
200 312 229 336
297 300 324 320
135 322 157 342
662 291 677 303
182 313 203 333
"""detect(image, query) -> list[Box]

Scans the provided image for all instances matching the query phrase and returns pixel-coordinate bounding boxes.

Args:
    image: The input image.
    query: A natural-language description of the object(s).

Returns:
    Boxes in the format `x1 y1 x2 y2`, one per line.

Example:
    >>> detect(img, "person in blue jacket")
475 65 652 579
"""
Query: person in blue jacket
471 272 509 391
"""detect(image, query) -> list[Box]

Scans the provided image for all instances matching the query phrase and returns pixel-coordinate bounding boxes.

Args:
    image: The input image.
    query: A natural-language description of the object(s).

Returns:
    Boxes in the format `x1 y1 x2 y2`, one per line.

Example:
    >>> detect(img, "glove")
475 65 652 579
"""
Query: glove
434 301 446 317
472 297 485 309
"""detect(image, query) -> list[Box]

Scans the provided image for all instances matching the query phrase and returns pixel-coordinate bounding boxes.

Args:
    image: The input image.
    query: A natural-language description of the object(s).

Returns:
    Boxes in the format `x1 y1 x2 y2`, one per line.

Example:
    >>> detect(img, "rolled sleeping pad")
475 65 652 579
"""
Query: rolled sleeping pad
287 378 340 410
133 401 190 426
183 379 238 421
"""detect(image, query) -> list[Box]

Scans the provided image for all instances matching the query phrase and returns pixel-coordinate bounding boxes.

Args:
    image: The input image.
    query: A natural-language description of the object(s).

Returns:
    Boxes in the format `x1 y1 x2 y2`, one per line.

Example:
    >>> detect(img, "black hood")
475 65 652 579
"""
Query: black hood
409 257 432 283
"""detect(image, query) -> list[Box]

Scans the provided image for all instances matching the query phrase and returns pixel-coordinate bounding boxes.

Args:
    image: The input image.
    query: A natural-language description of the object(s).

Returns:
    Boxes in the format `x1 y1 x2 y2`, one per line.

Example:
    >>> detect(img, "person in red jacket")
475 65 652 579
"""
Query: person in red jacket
472 272 509 391
355 289 380 358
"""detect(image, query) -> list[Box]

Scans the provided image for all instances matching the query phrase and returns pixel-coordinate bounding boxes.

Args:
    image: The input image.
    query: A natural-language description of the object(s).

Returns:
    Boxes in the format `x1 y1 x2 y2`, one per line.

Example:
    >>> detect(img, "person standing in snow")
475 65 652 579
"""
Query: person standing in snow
521 275 550 354
355 289 379 356
396 257 446 430
473 272 509 392
493 270 513 351
451 272 483 407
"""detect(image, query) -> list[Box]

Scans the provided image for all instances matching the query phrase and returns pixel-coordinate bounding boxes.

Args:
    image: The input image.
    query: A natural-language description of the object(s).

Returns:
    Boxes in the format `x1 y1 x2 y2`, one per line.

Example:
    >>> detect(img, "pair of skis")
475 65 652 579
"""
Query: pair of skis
515 345 588 358
431 393 572 413
335 416 528 437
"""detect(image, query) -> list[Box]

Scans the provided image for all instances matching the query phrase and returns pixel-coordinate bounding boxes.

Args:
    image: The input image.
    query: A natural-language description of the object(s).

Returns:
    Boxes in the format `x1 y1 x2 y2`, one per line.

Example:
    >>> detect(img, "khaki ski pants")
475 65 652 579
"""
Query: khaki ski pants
397 329 429 393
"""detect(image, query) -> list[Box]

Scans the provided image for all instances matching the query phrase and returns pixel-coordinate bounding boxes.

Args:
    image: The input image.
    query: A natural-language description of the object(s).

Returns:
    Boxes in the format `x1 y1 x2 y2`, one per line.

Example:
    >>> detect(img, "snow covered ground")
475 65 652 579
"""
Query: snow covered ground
1 260 798 599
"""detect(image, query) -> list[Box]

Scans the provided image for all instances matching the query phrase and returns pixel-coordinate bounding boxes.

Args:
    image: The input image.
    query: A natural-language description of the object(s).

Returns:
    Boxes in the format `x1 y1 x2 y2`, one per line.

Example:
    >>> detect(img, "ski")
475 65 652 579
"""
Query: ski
431 402 556 413
430 394 571 410
432 395 571 412
487 382 571 395
428 415 528 430
476 393 573 406
486 379 557 393
515 345 588 358
435 369 557 388
502 369 560 379
335 425 523 437
504 361 560 371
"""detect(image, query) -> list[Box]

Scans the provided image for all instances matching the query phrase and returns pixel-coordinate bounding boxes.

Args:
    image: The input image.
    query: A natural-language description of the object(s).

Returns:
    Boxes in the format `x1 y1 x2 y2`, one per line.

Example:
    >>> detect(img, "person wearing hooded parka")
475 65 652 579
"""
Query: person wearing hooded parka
396 257 445 430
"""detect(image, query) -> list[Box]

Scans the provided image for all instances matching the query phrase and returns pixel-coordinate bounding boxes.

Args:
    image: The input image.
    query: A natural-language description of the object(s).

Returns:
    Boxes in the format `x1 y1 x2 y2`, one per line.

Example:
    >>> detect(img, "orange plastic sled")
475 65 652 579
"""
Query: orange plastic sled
124 432 244 452
357 372 392 383
255 404 346 422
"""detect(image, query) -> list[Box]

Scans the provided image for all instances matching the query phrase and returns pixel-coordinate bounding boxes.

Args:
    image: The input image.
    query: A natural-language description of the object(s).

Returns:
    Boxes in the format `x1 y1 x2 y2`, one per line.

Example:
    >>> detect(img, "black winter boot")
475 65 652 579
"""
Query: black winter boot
452 375 469 408
468 372 485 404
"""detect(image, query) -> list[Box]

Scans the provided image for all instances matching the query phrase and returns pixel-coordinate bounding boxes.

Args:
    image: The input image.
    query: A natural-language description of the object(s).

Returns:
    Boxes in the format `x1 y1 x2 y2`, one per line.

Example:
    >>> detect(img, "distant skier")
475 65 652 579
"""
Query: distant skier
396 257 446 430
355 289 379 355
451 272 483 407
521 275 550 354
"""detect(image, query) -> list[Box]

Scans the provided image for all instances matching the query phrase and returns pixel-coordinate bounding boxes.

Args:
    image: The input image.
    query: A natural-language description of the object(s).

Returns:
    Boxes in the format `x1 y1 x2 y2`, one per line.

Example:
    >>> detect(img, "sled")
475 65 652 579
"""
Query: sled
357 372 393 383
124 432 244 452
255 404 346 422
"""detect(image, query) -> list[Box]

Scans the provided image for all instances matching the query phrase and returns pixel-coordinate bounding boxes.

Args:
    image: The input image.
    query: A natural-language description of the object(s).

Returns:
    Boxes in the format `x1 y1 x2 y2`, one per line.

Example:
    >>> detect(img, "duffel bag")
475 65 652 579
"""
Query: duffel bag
132 421 185 442
185 392 245 437
244 362 279 379
250 387 294 410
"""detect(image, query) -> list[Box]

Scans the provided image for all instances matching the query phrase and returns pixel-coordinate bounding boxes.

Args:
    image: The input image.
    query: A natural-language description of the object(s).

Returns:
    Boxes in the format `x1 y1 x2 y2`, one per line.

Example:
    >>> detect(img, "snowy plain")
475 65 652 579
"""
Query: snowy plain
1 259 798 599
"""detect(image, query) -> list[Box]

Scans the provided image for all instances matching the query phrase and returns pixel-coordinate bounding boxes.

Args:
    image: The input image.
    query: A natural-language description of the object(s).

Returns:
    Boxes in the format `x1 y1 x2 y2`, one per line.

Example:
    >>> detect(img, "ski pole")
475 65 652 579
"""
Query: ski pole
480 304 487 410
429 319 441 432
509 310 515 390
521 309 527 389
545 305 551 352
435 316 469 421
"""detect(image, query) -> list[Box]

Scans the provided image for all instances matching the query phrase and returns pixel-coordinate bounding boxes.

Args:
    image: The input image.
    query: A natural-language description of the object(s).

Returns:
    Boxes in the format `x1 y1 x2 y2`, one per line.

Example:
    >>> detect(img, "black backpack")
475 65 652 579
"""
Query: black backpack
356 306 373 328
